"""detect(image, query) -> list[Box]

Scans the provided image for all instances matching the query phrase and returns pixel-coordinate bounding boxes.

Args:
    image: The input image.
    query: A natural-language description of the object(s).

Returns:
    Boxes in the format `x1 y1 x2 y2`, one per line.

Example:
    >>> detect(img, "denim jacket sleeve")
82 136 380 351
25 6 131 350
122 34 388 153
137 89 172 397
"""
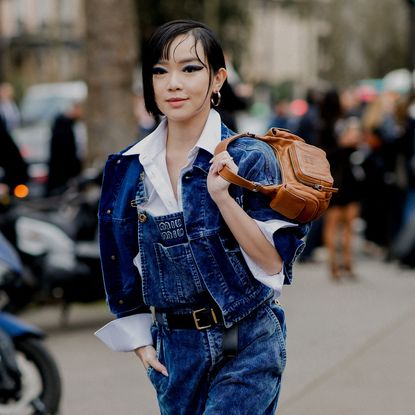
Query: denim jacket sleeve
98 153 151 318
228 138 309 284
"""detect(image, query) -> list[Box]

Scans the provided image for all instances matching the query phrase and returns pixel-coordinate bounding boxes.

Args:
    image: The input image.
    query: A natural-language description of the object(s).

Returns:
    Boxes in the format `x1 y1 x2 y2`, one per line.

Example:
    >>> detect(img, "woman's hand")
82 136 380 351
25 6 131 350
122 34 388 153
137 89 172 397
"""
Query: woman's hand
207 151 238 202
134 345 169 377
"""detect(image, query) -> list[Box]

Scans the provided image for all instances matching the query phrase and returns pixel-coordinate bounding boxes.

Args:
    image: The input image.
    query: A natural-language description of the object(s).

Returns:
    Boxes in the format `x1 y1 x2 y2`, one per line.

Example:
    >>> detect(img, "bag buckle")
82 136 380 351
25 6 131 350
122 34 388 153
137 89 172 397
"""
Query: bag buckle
252 182 261 192
192 308 218 330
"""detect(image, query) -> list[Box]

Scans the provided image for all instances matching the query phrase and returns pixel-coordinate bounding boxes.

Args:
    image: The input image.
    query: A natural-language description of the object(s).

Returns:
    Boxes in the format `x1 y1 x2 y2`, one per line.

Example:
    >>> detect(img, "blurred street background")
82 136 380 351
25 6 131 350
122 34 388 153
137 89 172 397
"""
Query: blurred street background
0 0 415 414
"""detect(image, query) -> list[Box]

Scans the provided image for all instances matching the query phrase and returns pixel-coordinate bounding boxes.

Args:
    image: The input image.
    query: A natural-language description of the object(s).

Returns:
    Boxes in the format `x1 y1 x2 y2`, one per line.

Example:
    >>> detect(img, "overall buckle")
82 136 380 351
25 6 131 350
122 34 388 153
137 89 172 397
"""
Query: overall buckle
192 308 218 330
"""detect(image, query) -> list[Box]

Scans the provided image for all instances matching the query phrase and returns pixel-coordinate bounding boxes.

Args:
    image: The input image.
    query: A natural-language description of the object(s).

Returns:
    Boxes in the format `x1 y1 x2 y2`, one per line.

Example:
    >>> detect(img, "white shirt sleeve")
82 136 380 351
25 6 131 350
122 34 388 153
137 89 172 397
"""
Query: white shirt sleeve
240 219 297 299
94 313 153 352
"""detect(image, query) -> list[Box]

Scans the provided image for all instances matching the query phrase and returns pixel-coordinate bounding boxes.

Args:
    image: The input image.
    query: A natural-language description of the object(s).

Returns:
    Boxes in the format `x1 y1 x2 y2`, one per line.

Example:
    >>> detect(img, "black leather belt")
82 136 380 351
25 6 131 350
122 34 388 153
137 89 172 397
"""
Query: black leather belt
155 305 239 357
155 306 222 330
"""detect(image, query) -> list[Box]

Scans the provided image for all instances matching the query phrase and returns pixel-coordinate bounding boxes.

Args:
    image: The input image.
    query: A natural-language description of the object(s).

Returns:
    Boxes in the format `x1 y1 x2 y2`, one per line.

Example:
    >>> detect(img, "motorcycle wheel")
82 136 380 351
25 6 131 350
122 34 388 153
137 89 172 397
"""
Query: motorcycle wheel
0 338 62 415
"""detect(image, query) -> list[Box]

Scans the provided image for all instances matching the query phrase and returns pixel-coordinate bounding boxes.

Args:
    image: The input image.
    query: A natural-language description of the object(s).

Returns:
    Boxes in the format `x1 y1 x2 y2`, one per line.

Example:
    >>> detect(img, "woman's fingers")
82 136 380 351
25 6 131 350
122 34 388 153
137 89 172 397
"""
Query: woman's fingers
149 357 169 377
209 151 237 174
134 345 169 377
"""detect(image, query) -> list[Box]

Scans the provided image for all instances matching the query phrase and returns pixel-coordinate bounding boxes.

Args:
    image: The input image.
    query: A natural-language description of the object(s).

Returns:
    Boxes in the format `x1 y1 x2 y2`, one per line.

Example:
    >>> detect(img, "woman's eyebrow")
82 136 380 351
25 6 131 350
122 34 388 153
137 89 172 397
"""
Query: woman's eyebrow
156 57 202 65
177 57 202 64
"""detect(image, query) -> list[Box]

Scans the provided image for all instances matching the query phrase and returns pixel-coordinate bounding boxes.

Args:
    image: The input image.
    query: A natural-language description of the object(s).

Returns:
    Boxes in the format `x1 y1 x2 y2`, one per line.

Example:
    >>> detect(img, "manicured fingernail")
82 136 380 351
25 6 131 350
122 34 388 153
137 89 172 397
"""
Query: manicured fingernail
162 369 169 377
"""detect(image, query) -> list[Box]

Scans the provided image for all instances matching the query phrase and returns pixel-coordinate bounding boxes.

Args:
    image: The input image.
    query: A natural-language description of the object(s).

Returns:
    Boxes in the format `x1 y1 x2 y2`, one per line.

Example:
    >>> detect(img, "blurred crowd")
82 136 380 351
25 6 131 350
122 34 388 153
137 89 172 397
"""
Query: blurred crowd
268 85 415 277
1 74 415 278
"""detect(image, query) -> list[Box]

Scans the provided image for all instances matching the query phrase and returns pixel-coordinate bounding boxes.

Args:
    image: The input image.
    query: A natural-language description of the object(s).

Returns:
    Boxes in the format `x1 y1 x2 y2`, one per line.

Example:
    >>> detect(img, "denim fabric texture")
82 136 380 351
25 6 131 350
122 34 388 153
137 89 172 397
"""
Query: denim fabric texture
98 121 309 413
98 123 308 319
148 299 287 415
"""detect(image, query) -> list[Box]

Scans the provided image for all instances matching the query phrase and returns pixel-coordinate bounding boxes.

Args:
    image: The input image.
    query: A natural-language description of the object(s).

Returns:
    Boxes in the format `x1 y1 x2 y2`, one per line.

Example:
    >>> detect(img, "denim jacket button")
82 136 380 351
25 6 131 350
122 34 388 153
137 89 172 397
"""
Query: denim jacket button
106 209 112 214
138 213 147 223
110 255 116 261
118 299 124 305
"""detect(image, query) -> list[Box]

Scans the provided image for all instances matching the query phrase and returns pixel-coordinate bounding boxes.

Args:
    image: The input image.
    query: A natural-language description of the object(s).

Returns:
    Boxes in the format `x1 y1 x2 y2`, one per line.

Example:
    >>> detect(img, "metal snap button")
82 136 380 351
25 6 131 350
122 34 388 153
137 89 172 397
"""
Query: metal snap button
138 213 147 223
118 299 124 305
106 209 112 214
110 255 116 261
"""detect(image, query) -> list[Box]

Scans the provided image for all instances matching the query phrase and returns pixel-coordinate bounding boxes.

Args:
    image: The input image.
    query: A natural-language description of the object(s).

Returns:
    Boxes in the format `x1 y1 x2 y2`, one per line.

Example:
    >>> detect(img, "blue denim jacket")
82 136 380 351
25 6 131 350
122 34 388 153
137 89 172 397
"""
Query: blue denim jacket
98 123 308 324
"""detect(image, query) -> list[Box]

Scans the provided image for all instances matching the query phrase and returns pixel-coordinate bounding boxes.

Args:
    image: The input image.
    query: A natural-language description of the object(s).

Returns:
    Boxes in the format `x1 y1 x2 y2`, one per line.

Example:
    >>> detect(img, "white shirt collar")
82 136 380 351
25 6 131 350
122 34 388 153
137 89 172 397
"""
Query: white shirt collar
122 109 222 159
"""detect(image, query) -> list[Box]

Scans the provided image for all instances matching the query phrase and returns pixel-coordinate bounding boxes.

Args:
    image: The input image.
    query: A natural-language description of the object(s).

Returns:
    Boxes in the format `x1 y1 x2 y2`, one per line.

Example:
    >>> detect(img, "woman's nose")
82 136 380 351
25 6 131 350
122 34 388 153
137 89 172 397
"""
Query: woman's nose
167 71 182 90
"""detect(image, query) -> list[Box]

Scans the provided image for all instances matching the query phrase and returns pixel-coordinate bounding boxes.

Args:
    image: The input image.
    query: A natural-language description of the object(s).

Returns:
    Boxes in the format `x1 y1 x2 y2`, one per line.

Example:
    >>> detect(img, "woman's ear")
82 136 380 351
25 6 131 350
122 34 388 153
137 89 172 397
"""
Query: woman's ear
213 68 227 92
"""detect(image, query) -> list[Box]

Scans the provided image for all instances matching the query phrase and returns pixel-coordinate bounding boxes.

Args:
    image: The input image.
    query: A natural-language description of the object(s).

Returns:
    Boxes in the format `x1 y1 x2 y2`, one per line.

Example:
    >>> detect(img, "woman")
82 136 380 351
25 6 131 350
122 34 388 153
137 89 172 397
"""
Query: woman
95 20 307 414
323 117 364 280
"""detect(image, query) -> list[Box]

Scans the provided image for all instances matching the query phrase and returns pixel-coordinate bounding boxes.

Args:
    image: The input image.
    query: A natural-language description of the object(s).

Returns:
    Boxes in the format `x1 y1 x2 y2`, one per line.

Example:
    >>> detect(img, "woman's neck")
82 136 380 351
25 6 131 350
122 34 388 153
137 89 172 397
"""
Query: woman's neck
166 110 210 154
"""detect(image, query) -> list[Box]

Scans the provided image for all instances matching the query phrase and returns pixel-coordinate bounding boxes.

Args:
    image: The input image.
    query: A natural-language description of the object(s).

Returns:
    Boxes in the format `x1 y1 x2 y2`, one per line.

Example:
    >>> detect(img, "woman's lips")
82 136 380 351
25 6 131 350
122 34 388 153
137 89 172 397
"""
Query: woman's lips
166 97 188 107
166 97 187 102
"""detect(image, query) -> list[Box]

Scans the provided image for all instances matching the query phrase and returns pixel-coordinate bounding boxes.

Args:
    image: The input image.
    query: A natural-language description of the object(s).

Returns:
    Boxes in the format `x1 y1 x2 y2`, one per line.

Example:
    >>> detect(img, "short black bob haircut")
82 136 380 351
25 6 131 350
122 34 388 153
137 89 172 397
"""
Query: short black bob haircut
142 19 228 116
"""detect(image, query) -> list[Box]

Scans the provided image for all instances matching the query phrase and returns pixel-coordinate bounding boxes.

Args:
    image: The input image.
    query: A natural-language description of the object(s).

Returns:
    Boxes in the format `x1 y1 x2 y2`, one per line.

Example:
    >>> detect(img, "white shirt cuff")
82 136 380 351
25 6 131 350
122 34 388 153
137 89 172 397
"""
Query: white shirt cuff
94 313 153 352
241 219 297 298
254 218 297 242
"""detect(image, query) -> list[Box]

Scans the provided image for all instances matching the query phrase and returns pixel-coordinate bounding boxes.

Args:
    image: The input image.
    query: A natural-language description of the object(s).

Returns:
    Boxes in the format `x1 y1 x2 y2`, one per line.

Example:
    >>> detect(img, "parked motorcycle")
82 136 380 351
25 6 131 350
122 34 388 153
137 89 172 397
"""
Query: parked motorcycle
0 231 62 415
0 169 105 321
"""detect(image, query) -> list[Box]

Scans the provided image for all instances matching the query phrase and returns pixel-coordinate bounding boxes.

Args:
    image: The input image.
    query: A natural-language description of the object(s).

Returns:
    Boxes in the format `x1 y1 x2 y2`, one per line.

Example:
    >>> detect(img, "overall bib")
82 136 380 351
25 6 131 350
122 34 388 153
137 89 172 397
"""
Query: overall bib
137 206 287 415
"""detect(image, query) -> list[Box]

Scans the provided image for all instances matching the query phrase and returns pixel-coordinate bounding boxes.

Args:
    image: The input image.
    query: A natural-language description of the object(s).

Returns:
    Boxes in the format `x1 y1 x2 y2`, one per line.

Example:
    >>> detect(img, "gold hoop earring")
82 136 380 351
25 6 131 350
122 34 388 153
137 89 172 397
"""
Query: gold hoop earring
211 91 221 107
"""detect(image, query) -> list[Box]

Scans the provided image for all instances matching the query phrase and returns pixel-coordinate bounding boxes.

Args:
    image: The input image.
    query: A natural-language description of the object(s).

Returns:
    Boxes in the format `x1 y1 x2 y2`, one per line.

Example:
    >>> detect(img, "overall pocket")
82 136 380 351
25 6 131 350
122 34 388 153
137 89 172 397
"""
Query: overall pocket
264 300 287 371
154 242 205 304
146 324 167 391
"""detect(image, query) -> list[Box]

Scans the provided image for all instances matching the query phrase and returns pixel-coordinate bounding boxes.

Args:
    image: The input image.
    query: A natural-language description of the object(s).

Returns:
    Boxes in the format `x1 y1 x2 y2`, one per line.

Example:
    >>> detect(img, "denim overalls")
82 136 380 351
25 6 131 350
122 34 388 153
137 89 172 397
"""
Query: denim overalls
98 124 308 414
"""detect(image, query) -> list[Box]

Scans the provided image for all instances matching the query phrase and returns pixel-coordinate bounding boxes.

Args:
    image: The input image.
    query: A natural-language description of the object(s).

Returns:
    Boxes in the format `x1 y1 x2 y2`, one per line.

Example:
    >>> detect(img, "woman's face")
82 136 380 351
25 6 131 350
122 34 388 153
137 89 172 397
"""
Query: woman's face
152 34 226 123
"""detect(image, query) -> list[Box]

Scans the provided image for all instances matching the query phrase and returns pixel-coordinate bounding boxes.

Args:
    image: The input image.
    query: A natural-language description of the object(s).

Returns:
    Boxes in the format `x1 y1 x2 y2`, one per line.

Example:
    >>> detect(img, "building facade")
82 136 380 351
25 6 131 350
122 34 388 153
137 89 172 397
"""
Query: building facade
0 0 85 96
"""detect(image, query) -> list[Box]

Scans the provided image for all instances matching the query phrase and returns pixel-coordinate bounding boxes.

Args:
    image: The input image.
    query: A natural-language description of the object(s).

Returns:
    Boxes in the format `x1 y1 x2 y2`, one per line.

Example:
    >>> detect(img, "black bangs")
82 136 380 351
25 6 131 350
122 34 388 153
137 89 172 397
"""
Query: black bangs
160 31 207 70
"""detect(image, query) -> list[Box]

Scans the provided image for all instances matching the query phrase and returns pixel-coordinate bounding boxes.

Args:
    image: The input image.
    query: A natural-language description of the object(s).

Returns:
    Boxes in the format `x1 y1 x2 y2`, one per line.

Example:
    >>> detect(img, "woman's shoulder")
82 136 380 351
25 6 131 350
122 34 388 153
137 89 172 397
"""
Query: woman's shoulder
102 141 143 180
103 139 143 166
225 133 275 162
221 131 278 181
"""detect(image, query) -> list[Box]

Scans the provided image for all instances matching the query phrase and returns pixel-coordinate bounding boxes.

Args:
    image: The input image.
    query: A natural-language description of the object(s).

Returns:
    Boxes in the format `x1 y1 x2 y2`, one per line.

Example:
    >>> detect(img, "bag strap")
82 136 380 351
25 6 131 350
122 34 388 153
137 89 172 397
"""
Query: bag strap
214 132 278 194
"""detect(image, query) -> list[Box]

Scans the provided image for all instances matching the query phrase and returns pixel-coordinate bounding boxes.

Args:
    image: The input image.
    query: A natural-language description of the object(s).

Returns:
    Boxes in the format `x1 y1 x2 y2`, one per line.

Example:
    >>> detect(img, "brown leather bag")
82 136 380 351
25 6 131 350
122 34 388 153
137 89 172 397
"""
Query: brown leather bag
214 128 338 223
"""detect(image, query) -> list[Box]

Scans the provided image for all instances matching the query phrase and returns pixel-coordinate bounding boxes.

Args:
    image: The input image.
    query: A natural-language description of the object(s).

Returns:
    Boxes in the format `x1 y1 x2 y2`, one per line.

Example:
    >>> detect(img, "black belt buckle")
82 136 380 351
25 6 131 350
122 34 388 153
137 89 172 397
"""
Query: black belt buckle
192 307 218 330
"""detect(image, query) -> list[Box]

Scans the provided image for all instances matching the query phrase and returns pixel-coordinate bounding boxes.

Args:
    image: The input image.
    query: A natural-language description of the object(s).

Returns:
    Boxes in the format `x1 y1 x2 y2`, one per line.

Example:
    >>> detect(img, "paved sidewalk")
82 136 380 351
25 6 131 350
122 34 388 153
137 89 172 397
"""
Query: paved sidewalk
23 250 415 414
278 251 415 415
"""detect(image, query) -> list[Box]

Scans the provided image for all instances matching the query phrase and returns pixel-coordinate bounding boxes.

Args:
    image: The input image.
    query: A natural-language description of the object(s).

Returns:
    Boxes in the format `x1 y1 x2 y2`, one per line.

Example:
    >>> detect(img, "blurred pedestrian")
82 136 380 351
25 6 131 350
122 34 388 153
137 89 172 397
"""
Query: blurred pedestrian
267 99 290 130
390 92 415 267
46 101 84 196
0 116 28 193
294 88 324 264
323 117 365 280
95 19 307 414
0 83 20 132
294 87 322 145
299 87 340 264
360 92 404 255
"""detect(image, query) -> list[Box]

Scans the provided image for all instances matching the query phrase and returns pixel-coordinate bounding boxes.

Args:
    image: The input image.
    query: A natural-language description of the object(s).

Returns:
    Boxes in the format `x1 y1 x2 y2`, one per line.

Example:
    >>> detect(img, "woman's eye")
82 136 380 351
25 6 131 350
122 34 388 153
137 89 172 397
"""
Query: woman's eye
152 67 167 75
183 65 204 73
